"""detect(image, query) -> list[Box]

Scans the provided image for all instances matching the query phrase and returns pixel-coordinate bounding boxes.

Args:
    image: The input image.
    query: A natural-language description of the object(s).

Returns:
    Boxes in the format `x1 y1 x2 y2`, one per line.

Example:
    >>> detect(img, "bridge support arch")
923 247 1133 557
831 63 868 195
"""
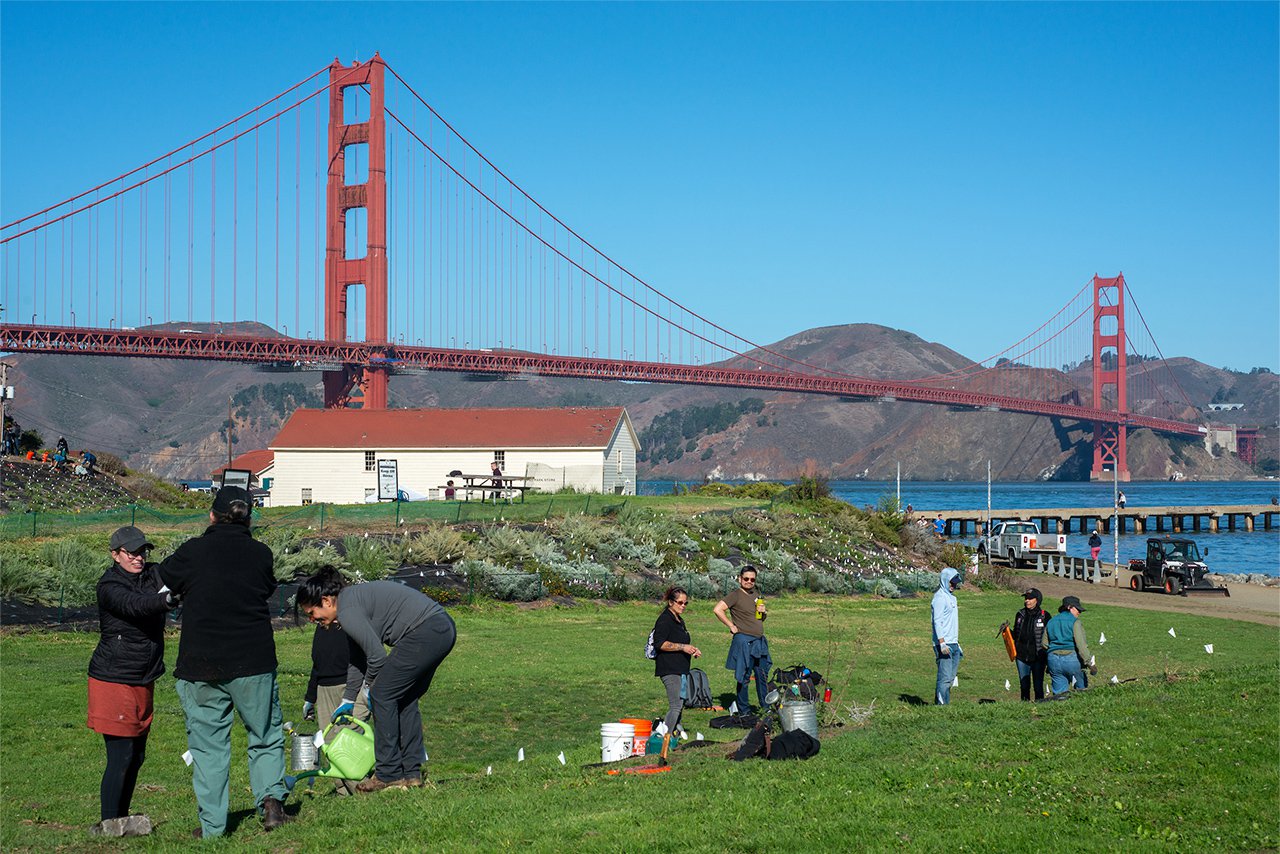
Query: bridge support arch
323 55 389 409
1091 274 1129 481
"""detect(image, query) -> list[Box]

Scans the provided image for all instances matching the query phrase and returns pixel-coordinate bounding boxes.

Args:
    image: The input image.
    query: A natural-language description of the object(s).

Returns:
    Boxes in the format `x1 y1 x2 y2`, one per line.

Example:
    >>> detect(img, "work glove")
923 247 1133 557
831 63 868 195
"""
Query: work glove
165 591 182 608
302 701 316 722
332 701 355 722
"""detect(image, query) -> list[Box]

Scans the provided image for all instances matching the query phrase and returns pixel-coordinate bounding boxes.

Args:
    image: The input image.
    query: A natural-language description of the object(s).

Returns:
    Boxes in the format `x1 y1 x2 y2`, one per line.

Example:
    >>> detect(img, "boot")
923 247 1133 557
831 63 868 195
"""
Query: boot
262 797 287 832
657 733 672 767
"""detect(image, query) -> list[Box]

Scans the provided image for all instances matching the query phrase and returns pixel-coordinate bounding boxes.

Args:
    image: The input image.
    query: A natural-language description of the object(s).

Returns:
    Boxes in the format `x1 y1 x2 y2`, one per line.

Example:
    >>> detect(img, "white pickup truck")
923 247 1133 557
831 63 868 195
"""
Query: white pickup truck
979 521 1067 567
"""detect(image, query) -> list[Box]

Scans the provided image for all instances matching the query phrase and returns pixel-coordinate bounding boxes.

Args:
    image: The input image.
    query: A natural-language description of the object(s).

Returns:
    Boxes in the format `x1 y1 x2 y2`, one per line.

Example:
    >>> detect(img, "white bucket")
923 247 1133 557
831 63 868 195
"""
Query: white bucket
600 723 635 763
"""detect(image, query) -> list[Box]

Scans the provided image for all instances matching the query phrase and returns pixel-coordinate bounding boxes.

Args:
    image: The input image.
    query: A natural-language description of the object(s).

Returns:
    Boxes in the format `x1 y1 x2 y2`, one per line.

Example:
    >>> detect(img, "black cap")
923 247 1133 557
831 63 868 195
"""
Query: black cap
211 485 253 514
109 526 153 553
1061 595 1086 612
1023 587 1042 602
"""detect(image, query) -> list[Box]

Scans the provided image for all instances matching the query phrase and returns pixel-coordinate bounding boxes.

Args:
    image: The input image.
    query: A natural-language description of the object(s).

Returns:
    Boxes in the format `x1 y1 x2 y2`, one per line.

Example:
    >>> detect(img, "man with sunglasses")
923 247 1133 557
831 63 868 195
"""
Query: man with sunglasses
713 565 773 717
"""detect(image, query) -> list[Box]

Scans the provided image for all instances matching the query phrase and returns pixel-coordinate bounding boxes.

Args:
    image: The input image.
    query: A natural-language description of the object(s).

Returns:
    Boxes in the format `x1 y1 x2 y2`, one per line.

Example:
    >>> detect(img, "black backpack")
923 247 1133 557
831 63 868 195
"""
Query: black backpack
685 668 713 709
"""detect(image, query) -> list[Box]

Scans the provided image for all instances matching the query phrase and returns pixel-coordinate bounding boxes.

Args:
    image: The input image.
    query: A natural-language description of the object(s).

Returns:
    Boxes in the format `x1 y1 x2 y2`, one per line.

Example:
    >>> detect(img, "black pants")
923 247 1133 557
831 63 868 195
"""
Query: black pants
101 733 148 820
370 612 457 783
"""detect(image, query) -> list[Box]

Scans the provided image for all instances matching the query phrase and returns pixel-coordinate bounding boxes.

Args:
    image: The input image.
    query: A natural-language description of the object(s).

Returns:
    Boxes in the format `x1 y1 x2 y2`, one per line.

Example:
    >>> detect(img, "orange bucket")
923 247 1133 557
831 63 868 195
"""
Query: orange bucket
620 718 652 756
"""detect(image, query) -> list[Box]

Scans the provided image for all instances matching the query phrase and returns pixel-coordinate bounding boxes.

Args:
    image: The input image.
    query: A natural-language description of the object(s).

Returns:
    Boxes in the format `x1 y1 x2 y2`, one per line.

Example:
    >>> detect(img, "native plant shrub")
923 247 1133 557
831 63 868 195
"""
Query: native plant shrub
804 570 854 595
342 535 392 581
488 568 542 601
409 524 471 564
41 539 103 607
276 544 348 582
0 545 56 604
477 525 536 565
859 577 901 598
553 513 607 556
707 558 738 594
666 571 720 601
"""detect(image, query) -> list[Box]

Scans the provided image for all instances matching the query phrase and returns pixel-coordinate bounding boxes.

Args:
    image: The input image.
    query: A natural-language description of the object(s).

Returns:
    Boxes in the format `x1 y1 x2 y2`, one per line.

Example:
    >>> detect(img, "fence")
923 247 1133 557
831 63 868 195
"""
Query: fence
0 494 633 540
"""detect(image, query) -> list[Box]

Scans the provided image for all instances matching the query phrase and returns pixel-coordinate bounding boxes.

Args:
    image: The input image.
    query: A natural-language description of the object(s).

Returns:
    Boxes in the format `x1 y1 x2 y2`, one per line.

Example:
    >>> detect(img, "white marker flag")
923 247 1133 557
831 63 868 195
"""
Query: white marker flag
1168 628 1177 637
1089 655 1096 666
517 748 525 762
1204 644 1214 654
952 676 959 687
557 751 566 765
1099 632 1107 645
1110 675 1119 684
1004 679 1011 691
486 766 492 776
182 750 193 767
696 732 704 741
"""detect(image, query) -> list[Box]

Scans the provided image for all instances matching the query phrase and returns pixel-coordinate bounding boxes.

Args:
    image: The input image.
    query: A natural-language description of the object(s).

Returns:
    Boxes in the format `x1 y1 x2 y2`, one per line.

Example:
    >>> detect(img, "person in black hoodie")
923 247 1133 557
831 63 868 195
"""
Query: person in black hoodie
159 486 289 838
301 622 369 795
86 526 177 837
1011 588 1051 701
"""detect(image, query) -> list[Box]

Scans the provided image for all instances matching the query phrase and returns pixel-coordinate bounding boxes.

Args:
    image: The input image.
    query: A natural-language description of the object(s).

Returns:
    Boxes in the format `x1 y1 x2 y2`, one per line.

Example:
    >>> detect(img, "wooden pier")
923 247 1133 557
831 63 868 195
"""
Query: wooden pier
913 504 1279 537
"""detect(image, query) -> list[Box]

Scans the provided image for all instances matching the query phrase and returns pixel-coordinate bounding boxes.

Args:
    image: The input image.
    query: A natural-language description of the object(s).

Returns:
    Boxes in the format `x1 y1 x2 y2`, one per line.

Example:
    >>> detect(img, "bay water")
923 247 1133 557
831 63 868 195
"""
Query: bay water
639 480 1280 576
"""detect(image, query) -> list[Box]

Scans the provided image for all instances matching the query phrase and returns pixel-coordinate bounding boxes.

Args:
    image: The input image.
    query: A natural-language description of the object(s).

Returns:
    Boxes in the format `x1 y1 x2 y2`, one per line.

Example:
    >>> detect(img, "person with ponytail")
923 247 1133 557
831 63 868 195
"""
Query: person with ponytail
297 567 457 792
651 586 700 765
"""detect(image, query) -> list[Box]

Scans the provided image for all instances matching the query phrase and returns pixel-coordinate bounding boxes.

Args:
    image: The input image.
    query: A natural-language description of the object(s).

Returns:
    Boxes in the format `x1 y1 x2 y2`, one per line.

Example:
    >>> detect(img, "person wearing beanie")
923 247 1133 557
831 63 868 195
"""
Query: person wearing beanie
158 486 289 838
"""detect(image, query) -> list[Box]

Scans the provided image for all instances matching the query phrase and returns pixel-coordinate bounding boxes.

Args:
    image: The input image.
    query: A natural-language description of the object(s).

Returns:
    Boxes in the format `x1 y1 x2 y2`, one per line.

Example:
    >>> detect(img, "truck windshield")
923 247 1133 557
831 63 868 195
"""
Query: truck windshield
1165 542 1202 561
1006 524 1036 534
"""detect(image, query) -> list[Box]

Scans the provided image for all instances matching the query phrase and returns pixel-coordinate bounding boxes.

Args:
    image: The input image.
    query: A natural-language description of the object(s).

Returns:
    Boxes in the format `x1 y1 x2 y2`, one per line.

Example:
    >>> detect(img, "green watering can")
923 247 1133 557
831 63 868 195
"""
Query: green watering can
285 716 376 791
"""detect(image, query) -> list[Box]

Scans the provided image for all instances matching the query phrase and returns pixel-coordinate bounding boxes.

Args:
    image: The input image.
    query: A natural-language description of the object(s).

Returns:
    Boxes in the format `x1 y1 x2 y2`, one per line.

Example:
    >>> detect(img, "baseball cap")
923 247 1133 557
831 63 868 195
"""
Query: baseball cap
109 526 153 553
1023 587 1042 601
1061 595 1086 612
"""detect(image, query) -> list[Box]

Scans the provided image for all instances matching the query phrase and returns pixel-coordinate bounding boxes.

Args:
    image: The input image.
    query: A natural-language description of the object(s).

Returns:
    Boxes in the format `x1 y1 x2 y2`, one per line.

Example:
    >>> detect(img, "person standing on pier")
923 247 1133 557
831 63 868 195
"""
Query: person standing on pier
931 567 964 705
933 515 946 539
1117 491 1127 510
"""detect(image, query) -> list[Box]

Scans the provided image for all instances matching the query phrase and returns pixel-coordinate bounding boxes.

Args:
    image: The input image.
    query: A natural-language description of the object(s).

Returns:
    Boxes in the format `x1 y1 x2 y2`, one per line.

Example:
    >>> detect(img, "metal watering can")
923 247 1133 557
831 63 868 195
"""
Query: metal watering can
285 716 376 791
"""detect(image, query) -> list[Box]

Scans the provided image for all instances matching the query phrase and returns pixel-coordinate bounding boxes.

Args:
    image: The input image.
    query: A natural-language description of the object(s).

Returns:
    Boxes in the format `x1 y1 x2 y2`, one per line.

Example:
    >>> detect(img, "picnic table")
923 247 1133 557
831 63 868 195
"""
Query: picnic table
445 473 533 503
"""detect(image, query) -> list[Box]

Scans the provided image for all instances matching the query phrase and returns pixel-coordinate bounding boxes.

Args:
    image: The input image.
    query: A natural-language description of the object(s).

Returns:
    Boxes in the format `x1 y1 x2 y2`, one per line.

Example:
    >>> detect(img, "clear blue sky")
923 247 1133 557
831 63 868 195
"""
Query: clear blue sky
2 1 1276 370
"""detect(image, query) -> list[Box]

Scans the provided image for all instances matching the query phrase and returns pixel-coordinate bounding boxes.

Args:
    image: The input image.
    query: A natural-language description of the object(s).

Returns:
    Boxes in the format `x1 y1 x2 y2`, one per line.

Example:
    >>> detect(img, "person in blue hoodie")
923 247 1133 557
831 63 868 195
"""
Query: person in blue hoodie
930 567 964 705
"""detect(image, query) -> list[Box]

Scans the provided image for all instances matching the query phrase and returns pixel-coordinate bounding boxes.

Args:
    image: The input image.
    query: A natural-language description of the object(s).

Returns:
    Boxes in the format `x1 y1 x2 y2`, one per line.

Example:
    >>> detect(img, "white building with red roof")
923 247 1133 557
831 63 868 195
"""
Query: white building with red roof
267 406 638 506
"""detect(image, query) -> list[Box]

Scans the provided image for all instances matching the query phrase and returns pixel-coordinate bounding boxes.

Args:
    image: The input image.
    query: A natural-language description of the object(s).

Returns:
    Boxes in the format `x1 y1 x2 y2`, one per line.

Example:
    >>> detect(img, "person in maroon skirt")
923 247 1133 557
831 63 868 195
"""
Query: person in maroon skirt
86 526 178 837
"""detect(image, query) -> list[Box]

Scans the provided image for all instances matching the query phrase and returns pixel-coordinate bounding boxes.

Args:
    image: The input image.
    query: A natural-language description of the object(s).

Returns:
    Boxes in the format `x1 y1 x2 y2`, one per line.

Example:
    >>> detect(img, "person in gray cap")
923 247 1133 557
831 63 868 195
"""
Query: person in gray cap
1041 596 1096 697
86 527 177 837
158 486 289 838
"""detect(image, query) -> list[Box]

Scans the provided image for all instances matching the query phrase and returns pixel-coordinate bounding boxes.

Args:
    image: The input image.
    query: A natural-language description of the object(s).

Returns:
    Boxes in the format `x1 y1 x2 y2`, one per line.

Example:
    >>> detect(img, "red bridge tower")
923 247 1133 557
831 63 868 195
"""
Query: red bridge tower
1091 273 1129 481
323 55 389 409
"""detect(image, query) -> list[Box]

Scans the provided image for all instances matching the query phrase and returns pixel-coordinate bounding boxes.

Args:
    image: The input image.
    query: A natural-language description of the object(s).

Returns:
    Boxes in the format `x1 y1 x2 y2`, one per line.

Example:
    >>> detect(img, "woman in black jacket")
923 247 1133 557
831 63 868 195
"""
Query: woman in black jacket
86 527 176 836
1011 588 1050 701
651 586 701 764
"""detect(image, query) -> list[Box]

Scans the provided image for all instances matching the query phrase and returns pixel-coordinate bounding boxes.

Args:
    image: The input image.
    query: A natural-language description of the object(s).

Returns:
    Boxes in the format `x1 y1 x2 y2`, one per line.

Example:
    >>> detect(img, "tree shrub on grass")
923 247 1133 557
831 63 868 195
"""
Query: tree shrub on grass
342 535 392 581
666 571 719 601
0 552 56 604
706 558 738 594
408 523 472 564
41 539 102 606
275 544 348 582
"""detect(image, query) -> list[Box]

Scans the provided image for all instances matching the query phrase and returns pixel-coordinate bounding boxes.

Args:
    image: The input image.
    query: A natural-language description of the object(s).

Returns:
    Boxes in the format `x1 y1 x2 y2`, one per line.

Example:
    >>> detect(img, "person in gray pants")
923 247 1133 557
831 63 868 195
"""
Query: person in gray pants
297 568 456 791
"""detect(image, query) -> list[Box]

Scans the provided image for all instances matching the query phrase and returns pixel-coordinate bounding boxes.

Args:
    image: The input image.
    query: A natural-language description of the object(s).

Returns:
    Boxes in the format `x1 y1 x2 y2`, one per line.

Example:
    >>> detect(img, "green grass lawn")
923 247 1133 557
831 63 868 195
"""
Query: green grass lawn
2 590 1276 852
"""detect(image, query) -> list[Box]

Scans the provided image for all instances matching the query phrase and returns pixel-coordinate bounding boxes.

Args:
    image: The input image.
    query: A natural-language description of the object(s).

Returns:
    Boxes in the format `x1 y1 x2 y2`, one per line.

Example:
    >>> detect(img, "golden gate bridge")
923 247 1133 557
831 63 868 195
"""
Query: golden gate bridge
0 55 1206 480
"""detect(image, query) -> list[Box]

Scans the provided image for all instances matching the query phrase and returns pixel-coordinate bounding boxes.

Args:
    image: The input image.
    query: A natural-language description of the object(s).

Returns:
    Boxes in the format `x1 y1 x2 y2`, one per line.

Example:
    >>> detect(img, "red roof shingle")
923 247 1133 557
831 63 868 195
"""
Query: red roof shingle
271 407 628 450
211 449 275 478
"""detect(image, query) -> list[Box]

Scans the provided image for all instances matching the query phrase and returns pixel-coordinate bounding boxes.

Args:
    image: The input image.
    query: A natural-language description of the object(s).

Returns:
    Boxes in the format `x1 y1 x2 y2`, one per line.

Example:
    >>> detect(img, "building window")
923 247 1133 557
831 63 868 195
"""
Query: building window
493 450 505 465
301 488 313 506
364 451 376 472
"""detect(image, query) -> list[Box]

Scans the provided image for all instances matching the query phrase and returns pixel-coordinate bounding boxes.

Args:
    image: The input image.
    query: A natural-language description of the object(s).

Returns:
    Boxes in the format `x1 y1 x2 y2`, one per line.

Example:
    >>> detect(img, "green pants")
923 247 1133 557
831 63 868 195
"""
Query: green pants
176 673 287 838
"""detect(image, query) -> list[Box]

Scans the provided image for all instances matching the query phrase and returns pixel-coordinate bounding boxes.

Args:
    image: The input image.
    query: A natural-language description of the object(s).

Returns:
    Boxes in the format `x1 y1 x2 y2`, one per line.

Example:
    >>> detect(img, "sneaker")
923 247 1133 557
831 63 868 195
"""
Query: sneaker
262 796 287 831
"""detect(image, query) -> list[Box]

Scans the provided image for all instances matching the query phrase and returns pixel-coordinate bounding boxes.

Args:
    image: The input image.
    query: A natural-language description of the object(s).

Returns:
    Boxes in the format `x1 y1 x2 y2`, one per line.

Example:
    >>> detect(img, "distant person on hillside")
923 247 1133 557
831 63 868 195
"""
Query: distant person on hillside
57 436 69 457
933 515 946 539
931 567 964 705
444 480 456 500
1117 491 1127 510
87 526 177 837
82 450 98 475
1088 530 1103 561
50 450 68 472
1042 596 1095 697
1009 588 1050 702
